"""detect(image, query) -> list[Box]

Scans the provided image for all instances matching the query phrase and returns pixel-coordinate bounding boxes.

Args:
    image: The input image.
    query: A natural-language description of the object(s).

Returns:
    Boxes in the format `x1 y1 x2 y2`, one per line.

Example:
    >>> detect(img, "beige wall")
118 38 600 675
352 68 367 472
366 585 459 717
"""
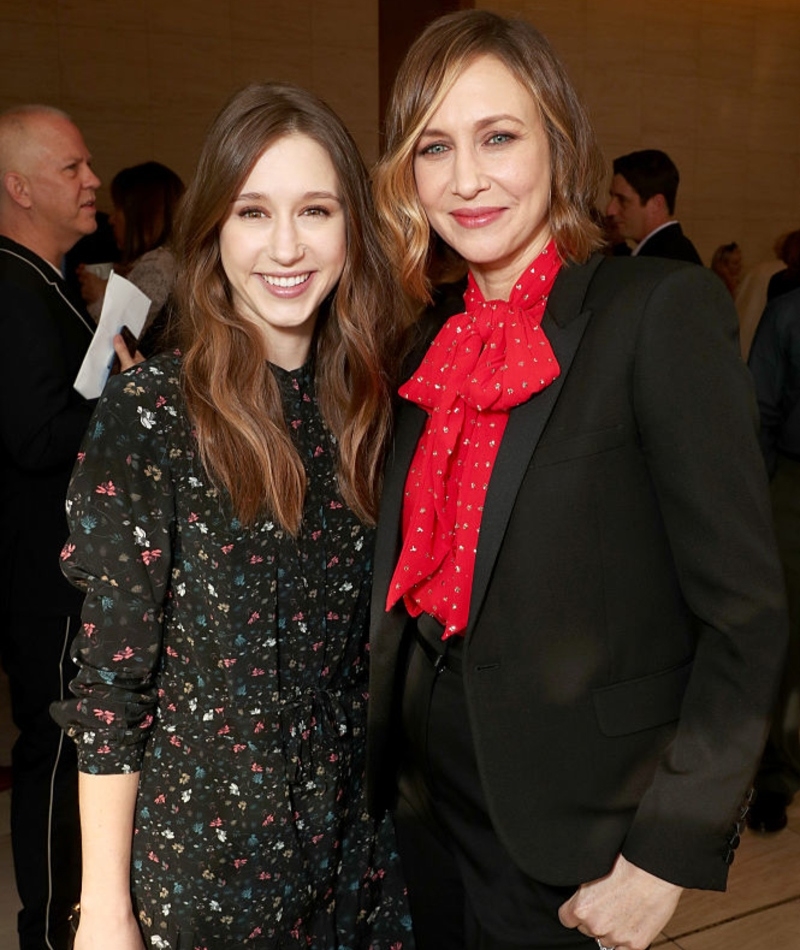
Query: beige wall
479 0 800 267
0 0 379 209
2 0 800 270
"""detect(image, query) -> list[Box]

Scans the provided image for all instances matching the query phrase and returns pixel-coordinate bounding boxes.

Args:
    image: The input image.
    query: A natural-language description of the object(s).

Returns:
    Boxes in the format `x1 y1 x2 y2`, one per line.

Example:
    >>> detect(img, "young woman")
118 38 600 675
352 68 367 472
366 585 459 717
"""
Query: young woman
53 81 412 950
366 11 787 950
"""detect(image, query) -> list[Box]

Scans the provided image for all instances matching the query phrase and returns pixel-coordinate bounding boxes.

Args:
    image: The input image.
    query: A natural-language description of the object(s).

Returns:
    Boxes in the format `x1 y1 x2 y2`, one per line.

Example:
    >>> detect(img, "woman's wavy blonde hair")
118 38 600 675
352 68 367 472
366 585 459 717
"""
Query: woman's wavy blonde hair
374 10 605 302
174 82 404 533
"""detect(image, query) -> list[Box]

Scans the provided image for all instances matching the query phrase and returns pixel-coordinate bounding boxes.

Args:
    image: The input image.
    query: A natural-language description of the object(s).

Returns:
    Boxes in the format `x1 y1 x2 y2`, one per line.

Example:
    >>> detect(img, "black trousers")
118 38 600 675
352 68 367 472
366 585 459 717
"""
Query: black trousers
393 616 596 950
1 613 81 950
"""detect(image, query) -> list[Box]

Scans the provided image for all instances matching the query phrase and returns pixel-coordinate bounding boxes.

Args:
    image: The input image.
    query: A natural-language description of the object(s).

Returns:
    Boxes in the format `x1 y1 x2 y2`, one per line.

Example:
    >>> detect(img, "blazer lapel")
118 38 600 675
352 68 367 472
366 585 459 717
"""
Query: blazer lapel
465 254 605 639
370 399 426 632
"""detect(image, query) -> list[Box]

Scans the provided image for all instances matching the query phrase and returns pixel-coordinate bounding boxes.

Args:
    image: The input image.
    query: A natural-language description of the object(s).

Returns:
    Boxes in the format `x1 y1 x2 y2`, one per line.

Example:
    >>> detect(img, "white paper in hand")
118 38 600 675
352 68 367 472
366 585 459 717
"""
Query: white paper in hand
74 271 151 399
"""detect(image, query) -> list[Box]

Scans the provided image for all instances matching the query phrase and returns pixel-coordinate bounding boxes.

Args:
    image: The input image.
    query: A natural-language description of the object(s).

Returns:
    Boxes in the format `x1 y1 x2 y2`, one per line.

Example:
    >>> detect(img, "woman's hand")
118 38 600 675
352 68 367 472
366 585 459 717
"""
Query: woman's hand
112 333 146 373
73 904 145 950
76 265 108 306
558 853 683 950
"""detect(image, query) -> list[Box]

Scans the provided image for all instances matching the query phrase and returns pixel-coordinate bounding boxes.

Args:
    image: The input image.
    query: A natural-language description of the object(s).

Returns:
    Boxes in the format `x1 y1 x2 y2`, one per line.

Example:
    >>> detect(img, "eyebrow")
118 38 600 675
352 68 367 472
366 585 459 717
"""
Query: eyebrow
419 114 525 137
232 190 341 202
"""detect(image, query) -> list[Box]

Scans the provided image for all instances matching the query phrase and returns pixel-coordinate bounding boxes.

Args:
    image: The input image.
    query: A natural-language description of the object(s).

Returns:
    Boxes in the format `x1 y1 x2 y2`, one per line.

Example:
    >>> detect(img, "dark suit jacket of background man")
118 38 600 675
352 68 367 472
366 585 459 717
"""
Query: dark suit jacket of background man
0 235 95 617
636 221 703 265
367 254 787 893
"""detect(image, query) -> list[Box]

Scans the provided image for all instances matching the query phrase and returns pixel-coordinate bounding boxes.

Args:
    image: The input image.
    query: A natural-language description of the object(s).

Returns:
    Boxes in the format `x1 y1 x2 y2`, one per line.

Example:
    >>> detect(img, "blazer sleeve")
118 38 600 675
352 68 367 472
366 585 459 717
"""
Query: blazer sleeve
619 264 788 889
0 278 95 472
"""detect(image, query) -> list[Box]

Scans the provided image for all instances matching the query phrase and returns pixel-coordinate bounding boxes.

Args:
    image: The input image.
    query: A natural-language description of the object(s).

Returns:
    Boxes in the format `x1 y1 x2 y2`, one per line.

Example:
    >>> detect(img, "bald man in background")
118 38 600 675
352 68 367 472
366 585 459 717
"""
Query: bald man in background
0 104 99 950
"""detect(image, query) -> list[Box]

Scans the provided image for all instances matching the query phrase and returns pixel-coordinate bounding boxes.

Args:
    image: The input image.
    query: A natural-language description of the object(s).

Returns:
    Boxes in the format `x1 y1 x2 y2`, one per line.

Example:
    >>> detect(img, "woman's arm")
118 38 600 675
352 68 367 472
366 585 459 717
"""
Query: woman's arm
73 772 145 950
50 363 181 944
562 262 786 949
125 247 177 329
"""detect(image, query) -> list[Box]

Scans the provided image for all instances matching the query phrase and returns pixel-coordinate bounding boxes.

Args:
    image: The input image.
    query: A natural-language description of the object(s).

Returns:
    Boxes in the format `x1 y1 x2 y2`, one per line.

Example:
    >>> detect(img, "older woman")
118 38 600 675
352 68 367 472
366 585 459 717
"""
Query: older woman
367 11 787 950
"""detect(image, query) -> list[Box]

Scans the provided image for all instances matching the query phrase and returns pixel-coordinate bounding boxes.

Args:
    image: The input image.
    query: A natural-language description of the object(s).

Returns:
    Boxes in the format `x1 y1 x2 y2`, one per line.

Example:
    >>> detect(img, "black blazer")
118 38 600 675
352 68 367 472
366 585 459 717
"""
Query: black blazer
636 222 703 265
367 254 787 892
0 236 95 616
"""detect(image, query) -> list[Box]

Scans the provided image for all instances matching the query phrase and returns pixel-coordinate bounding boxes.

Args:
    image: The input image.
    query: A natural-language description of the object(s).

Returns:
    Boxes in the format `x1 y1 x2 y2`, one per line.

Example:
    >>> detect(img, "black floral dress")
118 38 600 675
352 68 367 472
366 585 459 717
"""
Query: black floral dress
52 353 413 950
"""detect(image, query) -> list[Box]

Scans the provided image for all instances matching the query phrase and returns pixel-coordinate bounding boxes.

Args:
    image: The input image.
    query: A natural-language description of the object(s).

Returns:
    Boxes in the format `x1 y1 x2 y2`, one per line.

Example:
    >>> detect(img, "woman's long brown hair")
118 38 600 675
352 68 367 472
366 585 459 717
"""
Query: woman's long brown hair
174 82 405 534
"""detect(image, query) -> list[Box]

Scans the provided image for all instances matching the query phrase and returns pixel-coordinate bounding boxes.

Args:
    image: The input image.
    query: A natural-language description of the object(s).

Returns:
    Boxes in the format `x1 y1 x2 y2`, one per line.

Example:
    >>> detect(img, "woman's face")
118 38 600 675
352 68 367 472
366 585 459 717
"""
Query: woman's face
218 132 347 368
413 54 552 300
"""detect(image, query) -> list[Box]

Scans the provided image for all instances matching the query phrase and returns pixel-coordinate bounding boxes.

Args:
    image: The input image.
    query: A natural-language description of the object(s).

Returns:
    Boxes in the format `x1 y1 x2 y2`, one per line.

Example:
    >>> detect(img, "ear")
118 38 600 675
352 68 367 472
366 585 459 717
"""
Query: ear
646 193 669 218
3 171 33 209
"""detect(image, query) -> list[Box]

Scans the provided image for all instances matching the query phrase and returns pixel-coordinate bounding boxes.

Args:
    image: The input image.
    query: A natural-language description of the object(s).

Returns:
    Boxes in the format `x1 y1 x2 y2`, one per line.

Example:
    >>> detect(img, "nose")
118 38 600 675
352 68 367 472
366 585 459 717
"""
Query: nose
606 196 619 217
84 166 101 190
450 147 488 199
269 216 304 266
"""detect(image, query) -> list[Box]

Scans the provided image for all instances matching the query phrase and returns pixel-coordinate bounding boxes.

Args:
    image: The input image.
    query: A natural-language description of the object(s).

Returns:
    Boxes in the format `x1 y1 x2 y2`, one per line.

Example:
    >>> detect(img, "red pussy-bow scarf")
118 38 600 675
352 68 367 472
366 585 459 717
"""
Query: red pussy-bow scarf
386 241 563 639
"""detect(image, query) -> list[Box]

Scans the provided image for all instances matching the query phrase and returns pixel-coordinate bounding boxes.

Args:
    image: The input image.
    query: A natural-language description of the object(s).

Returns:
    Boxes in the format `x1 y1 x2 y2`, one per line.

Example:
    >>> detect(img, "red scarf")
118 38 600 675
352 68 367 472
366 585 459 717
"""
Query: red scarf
386 242 563 637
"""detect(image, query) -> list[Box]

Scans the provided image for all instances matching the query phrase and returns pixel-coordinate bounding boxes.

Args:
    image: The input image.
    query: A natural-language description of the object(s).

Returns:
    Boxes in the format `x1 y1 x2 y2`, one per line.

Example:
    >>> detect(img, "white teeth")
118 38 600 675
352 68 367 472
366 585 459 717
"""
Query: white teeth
263 273 310 288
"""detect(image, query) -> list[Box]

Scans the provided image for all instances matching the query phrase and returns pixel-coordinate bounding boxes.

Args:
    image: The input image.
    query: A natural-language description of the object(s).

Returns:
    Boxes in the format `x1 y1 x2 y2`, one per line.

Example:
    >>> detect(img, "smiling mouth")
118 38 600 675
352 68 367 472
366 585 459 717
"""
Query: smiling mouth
262 273 312 288
450 208 505 228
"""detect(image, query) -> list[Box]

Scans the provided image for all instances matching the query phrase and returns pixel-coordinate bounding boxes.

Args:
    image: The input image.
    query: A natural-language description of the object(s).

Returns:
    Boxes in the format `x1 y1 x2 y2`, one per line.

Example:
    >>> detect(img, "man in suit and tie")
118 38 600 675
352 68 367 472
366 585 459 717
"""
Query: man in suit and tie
606 149 703 265
0 104 100 950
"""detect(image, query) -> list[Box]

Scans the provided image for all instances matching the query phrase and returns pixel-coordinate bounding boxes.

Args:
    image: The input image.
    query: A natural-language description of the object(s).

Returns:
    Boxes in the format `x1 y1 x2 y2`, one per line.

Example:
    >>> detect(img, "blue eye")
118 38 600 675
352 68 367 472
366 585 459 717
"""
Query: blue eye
487 133 514 146
419 142 448 156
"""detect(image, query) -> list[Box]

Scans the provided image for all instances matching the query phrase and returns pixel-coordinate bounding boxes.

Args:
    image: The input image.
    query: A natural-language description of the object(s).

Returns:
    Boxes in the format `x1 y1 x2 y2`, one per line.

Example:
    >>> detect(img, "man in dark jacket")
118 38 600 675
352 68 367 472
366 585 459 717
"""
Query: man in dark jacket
747 287 800 833
0 103 100 950
606 149 703 265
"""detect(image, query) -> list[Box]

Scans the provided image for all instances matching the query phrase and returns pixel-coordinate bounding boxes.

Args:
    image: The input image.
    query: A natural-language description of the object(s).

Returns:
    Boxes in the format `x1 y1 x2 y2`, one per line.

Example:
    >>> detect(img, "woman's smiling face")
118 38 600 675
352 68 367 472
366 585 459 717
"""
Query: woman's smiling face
413 54 552 301
219 132 347 368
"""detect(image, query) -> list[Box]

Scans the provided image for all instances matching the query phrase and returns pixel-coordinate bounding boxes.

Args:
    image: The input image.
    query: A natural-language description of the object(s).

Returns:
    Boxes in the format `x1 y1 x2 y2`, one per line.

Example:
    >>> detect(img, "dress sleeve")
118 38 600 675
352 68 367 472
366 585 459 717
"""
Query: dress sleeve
51 365 178 774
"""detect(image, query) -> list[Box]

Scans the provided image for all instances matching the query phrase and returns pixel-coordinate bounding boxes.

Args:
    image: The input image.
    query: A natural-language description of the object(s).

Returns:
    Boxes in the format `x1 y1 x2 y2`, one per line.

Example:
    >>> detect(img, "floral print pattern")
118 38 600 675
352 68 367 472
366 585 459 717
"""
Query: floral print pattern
52 353 412 949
